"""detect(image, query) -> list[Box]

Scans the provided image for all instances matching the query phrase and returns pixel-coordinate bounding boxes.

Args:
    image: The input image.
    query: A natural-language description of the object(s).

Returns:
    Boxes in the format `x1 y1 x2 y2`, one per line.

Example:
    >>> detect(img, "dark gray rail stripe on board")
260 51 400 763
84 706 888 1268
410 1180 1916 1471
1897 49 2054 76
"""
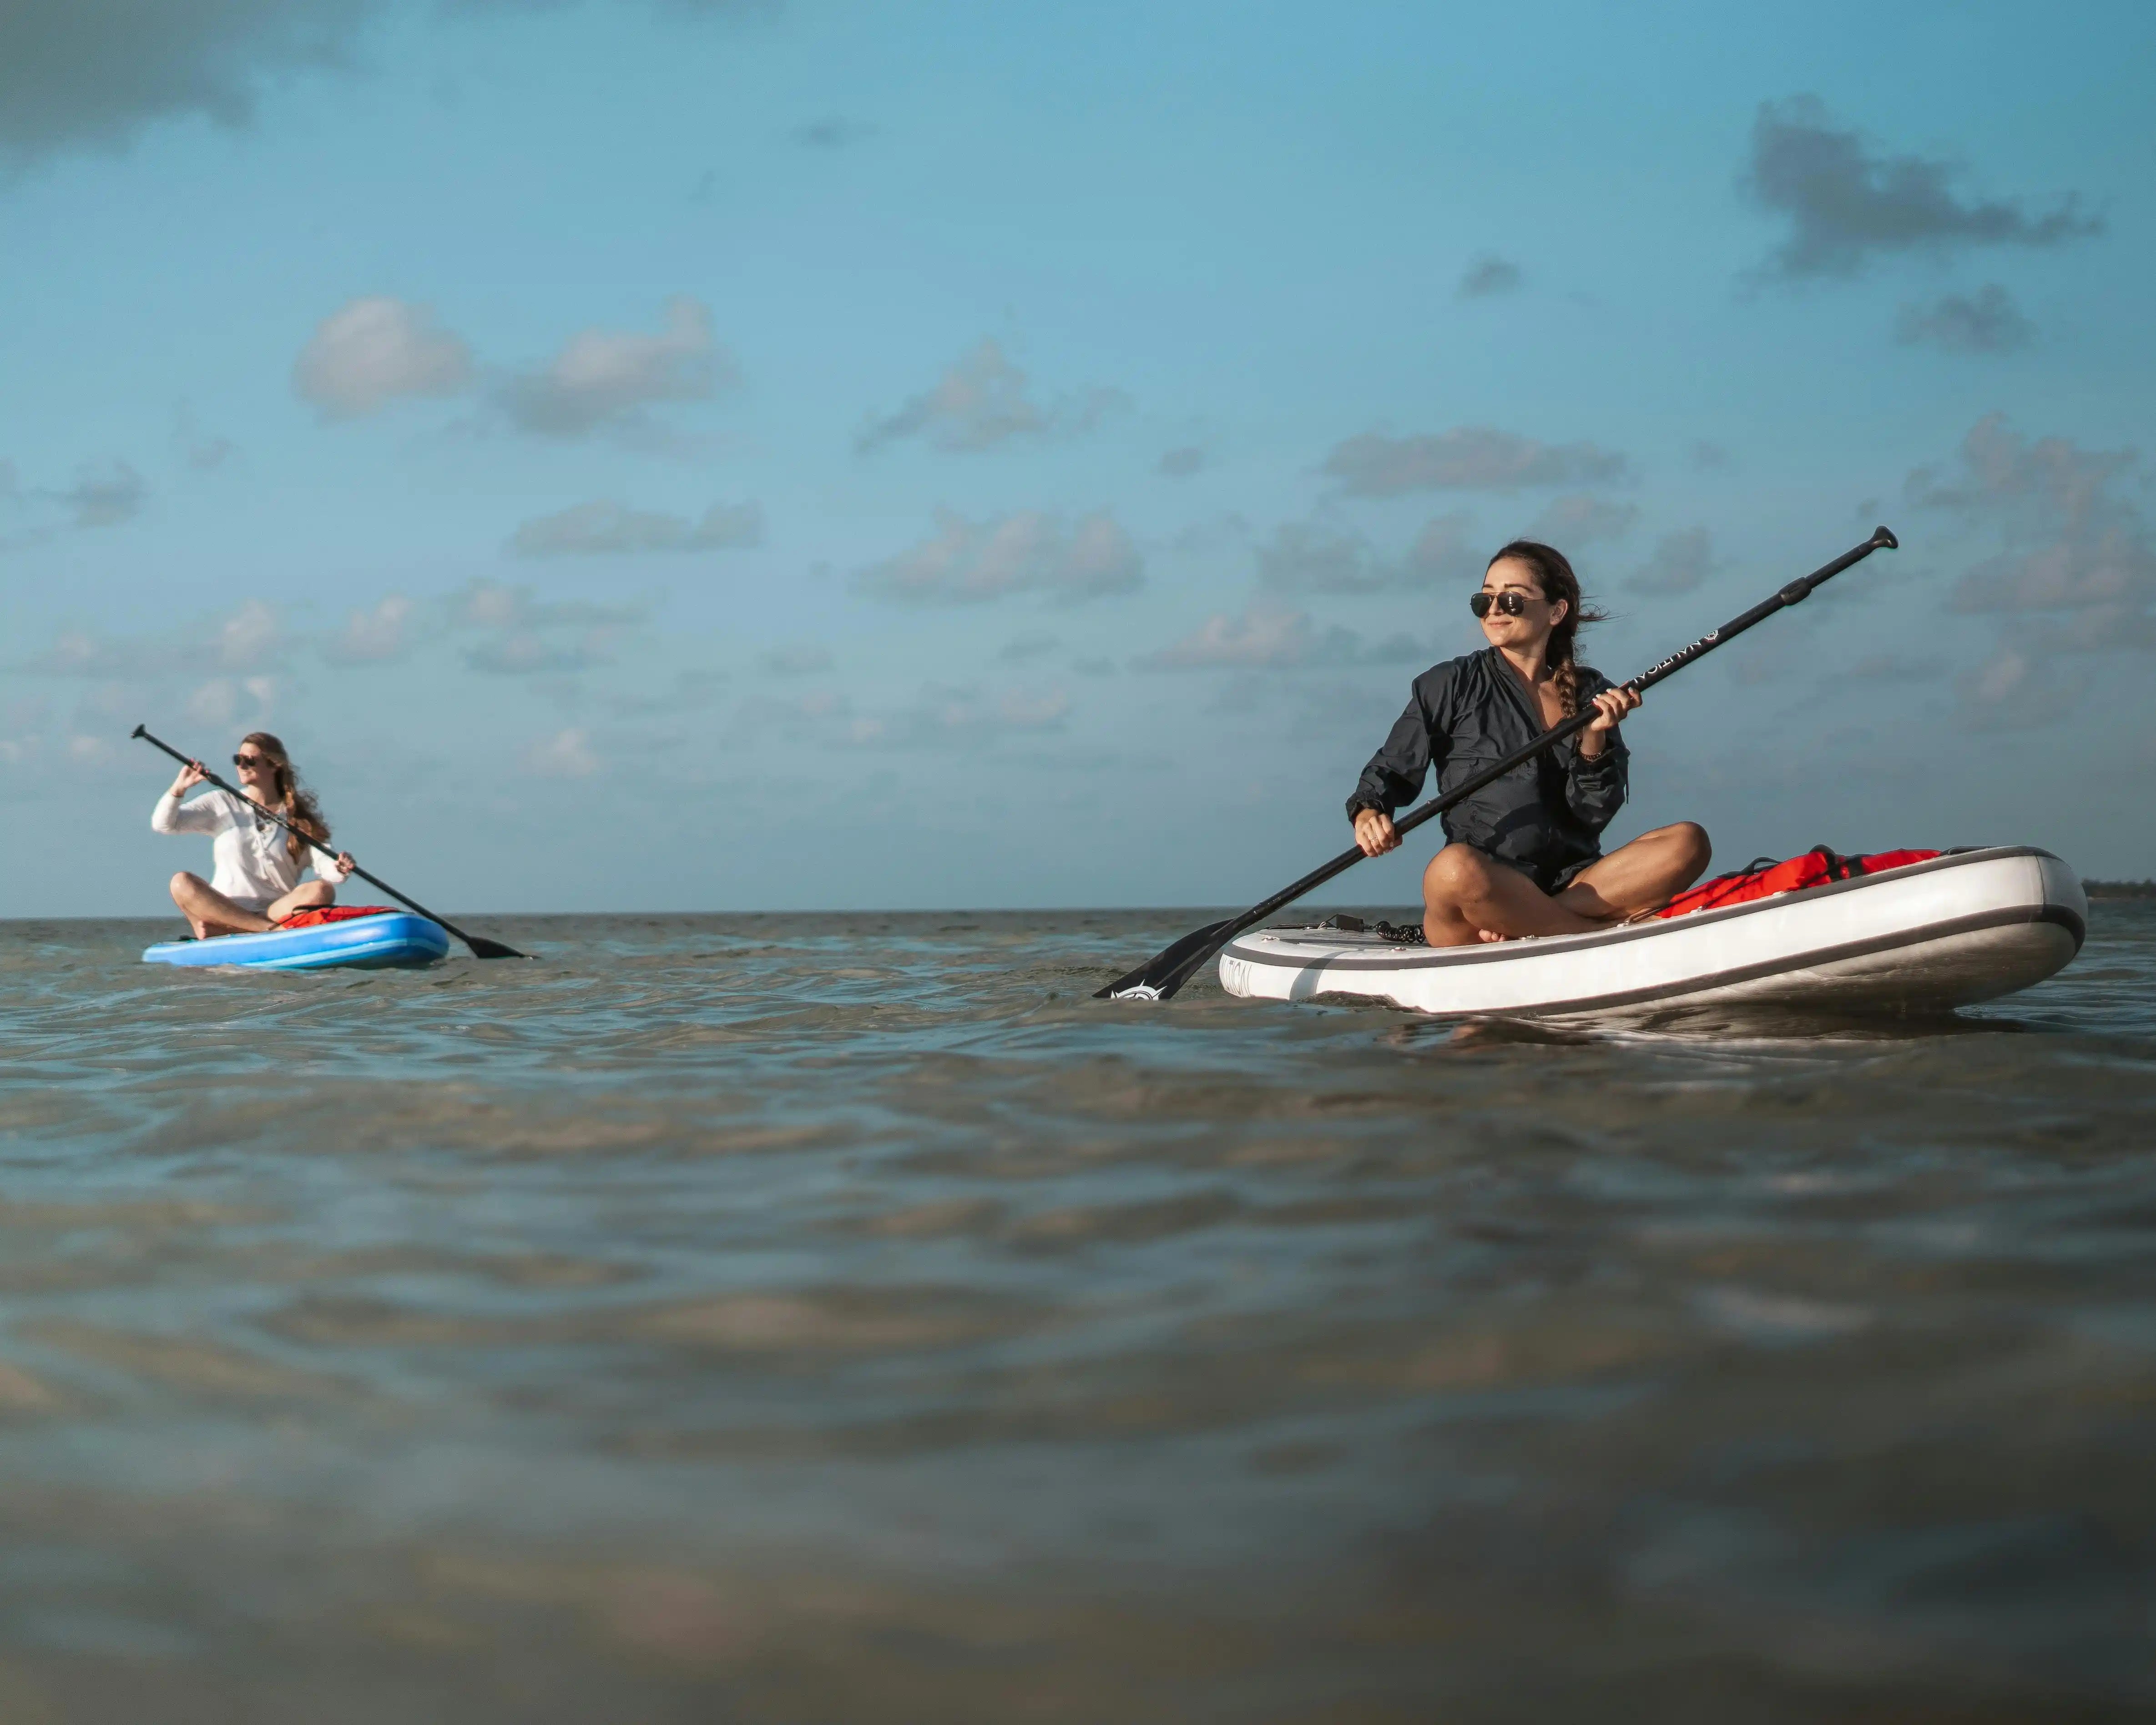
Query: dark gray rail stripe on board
1231 847 2076 974
1227 903 2085 1020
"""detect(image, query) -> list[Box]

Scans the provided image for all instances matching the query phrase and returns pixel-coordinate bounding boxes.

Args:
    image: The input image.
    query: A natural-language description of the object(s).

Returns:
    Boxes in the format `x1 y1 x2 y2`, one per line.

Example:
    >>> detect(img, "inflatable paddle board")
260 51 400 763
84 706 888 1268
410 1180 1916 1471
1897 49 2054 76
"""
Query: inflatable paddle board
1217 846 2084 1021
144 911 450 971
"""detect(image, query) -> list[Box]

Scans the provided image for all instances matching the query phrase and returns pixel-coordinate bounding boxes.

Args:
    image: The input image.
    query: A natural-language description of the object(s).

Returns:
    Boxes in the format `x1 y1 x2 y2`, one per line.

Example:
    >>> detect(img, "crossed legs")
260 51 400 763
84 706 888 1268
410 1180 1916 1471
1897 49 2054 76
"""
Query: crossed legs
169 872 335 941
1420 823 1712 948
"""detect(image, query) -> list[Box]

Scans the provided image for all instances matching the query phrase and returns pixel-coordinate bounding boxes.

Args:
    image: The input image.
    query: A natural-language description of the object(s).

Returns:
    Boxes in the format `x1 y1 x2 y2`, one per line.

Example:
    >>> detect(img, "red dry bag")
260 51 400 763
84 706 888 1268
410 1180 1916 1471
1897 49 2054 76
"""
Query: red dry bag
275 905 400 930
1656 846 1941 920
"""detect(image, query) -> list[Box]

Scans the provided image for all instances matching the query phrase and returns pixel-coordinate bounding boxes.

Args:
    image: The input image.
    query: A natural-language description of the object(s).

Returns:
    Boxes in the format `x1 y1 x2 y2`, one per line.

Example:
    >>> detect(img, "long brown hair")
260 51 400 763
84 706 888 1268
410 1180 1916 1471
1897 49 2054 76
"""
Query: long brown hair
1485 540 1608 718
239 731 330 864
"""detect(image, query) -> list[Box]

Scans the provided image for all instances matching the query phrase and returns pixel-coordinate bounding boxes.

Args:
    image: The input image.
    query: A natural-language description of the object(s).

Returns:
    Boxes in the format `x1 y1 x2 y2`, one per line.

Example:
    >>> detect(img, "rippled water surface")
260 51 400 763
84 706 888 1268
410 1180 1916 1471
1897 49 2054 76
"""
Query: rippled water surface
0 905 2152 1720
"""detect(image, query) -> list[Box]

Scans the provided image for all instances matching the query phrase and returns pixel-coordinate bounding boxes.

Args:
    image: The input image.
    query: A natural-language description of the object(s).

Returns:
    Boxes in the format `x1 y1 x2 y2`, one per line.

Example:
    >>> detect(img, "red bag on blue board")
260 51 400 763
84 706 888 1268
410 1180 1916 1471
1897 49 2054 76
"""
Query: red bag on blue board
275 905 399 930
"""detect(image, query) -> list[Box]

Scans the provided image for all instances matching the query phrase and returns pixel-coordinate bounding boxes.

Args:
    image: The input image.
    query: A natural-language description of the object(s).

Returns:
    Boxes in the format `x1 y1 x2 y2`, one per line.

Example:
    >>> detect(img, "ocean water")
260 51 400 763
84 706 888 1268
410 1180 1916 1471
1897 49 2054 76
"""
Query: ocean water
0 903 2151 1721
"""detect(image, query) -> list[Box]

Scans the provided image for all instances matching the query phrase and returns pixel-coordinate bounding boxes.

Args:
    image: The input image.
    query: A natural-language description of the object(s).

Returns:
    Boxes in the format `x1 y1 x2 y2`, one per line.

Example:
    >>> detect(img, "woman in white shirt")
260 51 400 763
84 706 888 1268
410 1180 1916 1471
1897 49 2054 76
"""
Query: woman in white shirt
152 731 356 939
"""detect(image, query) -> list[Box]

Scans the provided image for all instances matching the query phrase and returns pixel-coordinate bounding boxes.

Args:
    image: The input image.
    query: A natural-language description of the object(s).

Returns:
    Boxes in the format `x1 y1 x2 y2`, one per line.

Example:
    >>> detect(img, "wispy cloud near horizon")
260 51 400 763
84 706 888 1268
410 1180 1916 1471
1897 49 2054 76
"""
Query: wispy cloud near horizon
1323 428 1630 496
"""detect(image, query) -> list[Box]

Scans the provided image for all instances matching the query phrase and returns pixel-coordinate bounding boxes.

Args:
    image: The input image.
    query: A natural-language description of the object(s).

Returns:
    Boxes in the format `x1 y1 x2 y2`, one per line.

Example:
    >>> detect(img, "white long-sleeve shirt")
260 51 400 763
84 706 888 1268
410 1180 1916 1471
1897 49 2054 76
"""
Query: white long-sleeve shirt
152 788 351 912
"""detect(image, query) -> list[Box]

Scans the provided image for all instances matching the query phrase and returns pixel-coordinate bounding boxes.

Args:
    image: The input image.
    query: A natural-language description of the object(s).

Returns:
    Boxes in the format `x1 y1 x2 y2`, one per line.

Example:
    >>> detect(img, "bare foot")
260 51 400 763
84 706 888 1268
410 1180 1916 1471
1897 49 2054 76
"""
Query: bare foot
1476 927 1511 943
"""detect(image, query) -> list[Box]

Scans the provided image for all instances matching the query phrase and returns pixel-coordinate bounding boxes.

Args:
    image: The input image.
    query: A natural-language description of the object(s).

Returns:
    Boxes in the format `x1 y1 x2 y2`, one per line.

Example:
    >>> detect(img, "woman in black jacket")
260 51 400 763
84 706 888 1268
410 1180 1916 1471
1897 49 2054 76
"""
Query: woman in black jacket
1348 540 1710 946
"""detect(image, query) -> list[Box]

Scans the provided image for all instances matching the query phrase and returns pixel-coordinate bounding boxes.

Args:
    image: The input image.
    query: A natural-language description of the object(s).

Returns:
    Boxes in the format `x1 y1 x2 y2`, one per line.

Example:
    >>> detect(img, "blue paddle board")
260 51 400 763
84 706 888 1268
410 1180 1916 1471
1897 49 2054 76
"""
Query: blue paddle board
144 912 451 971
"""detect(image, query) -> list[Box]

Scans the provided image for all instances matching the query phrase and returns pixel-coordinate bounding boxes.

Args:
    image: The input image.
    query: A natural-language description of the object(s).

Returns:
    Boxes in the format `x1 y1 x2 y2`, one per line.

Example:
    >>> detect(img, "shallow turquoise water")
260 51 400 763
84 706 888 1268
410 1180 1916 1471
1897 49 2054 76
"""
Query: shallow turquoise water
0 904 2151 1720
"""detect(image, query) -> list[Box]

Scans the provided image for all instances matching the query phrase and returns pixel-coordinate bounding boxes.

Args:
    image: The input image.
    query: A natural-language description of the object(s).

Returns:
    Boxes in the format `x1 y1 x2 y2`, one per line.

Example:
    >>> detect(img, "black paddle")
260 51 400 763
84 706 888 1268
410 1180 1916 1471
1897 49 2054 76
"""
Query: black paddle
132 725 530 960
1096 525 1899 1002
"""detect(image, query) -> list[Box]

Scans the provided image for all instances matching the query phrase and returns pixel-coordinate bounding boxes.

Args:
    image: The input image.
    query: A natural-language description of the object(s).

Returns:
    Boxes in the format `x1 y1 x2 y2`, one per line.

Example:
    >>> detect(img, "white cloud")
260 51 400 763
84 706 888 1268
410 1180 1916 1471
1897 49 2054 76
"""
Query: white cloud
1256 511 1479 594
1524 494 1639 547
449 579 644 677
1907 414 2130 522
469 633 607 677
456 579 524 630
449 578 642 631
1955 648 2078 729
859 508 1142 605
1138 604 1430 673
1141 605 1316 670
184 678 237 727
857 338 1042 454
522 727 600 777
992 688 1069 730
1255 522 1379 594
214 599 281 669
509 498 762 557
498 296 735 439
1631 527 1720 595
1911 416 2156 648
1968 648 2030 703
293 297 474 419
1322 427 1630 496
730 680 1073 752
181 672 272 733
323 594 414 665
855 338 1126 455
26 599 280 681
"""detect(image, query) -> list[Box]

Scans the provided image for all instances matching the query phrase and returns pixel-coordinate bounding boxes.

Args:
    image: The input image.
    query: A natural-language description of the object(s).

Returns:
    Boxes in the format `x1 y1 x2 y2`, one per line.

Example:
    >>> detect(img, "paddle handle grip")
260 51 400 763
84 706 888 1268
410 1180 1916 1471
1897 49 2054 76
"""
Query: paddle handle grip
1626 524 1897 698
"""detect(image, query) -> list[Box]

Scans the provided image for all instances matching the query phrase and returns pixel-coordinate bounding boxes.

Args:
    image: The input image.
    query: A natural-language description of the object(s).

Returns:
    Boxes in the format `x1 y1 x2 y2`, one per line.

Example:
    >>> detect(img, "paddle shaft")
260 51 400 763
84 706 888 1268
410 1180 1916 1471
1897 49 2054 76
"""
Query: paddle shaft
1098 526 1898 998
132 726 527 958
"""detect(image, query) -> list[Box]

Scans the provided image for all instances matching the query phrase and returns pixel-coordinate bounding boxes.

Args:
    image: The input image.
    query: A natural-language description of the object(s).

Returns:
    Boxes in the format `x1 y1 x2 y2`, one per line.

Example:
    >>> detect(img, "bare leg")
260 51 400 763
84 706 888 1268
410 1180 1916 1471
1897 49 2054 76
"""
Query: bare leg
1420 823 1712 949
169 872 274 940
1555 823 1712 922
1421 846 1606 947
266 881 335 922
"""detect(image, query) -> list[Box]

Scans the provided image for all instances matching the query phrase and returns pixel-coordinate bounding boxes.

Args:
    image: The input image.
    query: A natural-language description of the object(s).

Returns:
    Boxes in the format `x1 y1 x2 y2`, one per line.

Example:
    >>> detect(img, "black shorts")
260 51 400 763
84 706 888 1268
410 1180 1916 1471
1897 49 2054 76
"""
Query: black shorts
1479 846 1597 896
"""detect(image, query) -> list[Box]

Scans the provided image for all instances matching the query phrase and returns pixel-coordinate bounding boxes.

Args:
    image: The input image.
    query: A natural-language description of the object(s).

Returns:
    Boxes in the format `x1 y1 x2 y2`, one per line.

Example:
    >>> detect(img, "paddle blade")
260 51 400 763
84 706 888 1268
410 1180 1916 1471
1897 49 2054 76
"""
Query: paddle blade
1094 919 1237 1002
460 934 530 960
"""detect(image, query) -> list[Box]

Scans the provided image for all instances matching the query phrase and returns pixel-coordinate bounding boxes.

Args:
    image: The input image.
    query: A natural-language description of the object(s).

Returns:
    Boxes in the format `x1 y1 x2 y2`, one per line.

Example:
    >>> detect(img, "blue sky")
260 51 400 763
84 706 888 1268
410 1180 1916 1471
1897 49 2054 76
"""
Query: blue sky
4 0 2152 915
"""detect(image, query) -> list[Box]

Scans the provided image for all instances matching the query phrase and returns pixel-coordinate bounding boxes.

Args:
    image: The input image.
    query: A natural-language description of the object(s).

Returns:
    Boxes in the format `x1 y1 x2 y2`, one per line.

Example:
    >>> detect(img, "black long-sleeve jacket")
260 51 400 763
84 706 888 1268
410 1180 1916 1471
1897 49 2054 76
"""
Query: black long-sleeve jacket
1347 648 1628 886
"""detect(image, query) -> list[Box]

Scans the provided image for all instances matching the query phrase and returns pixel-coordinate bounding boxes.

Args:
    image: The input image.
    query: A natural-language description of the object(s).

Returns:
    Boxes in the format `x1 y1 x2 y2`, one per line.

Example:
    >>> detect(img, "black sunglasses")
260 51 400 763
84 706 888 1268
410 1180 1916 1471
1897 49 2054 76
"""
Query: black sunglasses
233 753 273 769
1469 590 1534 618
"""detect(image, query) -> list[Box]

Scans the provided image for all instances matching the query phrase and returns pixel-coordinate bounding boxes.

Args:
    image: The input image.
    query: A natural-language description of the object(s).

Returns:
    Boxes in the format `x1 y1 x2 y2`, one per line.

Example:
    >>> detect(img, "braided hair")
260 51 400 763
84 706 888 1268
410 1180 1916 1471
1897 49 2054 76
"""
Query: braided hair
238 731 331 865
1485 540 1607 718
